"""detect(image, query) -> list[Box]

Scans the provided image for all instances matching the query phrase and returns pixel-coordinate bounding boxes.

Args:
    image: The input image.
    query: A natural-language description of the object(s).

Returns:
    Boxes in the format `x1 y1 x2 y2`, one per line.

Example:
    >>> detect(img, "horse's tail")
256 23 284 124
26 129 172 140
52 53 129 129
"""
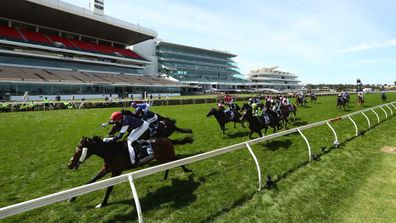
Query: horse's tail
170 136 194 145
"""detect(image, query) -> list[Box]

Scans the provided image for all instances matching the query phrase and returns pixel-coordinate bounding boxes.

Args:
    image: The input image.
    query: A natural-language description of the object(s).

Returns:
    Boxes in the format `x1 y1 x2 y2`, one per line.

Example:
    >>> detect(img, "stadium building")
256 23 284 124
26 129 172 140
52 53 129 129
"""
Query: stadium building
0 0 184 101
247 66 301 92
133 39 248 94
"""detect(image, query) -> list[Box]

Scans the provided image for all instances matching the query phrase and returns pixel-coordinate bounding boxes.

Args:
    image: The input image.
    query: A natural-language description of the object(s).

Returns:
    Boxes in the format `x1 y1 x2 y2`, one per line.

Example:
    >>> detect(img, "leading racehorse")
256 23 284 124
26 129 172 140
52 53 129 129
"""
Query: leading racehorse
109 111 192 138
67 136 193 208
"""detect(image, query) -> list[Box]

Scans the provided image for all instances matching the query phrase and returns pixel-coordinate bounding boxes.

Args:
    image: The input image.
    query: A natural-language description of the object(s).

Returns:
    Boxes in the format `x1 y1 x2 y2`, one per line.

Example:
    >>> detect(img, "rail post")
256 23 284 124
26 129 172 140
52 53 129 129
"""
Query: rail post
245 143 262 191
379 106 388 119
385 104 393 116
371 109 380 124
390 103 396 110
128 175 144 223
361 111 371 129
348 115 359 137
326 121 339 147
297 128 312 161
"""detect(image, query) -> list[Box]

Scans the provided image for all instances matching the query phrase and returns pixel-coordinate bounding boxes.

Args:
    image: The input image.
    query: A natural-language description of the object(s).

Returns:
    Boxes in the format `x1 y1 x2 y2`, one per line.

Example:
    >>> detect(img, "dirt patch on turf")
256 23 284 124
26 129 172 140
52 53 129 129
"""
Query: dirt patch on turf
381 146 396 154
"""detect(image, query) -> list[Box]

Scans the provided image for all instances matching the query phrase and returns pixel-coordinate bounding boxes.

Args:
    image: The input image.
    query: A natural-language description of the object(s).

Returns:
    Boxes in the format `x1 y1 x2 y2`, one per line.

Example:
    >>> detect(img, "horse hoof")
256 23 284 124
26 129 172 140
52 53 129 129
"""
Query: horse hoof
95 203 103 209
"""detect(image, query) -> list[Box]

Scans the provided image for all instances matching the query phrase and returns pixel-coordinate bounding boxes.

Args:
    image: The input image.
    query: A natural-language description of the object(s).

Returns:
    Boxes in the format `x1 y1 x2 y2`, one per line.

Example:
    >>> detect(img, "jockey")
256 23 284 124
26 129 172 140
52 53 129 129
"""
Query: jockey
224 94 233 105
219 102 234 120
131 102 158 125
103 111 150 165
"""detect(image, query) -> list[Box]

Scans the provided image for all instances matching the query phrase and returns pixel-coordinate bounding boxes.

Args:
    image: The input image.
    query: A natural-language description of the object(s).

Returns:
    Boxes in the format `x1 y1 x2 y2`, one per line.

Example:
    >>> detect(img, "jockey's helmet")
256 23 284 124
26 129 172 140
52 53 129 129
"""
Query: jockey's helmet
131 102 138 108
111 112 123 122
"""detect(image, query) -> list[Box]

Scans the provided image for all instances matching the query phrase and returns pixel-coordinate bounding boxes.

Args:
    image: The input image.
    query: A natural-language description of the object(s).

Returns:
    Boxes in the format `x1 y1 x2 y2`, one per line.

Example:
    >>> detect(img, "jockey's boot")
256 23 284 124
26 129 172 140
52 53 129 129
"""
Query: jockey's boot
132 141 142 164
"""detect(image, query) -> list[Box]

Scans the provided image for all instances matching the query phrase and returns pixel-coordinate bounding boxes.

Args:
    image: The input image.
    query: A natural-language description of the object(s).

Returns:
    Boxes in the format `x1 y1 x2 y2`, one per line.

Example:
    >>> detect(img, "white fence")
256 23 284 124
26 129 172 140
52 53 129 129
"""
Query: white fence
0 101 395 222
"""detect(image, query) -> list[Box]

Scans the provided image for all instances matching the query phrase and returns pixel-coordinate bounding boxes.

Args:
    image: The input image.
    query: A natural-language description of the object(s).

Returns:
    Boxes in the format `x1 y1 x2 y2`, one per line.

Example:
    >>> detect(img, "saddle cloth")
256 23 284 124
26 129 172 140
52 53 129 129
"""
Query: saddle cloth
258 114 271 126
128 140 154 165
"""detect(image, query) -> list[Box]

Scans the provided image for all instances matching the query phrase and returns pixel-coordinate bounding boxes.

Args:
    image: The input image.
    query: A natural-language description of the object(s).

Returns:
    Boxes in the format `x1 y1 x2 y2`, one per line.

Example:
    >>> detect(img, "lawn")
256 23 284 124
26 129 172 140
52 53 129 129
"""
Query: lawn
0 93 395 222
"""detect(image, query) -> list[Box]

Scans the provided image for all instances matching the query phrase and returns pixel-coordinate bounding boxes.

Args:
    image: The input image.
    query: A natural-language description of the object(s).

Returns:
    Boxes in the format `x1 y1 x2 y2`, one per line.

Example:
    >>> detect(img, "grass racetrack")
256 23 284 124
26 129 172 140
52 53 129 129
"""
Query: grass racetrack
0 93 395 222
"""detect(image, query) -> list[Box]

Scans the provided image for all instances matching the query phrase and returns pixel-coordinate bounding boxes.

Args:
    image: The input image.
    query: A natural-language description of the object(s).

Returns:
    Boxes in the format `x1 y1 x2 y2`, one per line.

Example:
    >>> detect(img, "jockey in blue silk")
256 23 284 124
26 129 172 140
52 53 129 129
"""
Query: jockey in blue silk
131 102 158 125
102 111 150 165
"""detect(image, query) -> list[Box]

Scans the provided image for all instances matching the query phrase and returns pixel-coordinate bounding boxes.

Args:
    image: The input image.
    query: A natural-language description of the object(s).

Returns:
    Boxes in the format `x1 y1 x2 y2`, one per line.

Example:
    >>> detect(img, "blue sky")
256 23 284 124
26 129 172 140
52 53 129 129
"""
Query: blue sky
62 0 396 85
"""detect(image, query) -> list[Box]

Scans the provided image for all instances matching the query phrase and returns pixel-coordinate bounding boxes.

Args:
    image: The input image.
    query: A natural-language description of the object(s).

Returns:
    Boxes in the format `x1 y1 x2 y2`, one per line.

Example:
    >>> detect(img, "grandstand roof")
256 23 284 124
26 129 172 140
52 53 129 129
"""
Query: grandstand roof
157 41 237 57
0 0 157 45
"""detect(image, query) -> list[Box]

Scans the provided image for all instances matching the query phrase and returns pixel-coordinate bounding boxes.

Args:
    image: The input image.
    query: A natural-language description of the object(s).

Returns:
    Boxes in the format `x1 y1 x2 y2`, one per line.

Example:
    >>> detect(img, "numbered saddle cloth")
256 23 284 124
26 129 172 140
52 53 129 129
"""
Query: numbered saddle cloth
259 114 271 126
129 140 154 165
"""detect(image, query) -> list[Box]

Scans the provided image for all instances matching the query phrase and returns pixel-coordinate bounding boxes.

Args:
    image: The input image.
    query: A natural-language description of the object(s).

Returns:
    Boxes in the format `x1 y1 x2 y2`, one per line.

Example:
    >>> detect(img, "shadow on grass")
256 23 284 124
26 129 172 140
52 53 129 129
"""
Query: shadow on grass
102 174 202 223
225 131 250 138
262 139 293 151
291 117 308 127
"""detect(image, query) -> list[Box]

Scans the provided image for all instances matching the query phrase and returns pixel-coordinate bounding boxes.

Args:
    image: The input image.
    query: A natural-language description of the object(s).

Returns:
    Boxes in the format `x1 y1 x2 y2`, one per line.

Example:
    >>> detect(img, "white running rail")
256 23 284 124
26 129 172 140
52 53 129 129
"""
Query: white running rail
0 101 395 222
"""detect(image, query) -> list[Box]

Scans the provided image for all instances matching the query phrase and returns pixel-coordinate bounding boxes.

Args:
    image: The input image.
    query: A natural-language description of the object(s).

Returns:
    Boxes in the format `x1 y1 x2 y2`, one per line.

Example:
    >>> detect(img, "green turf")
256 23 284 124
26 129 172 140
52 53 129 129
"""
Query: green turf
0 93 395 223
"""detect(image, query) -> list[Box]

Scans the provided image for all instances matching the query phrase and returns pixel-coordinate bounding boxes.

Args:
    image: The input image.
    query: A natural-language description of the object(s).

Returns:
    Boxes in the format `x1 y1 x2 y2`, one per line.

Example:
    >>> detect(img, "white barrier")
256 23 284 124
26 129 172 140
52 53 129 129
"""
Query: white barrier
0 101 395 222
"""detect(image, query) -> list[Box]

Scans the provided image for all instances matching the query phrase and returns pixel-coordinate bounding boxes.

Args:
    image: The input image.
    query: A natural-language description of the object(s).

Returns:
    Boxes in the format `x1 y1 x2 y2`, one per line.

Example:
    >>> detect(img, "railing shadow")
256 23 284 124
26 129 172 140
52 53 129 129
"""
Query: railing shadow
102 174 203 223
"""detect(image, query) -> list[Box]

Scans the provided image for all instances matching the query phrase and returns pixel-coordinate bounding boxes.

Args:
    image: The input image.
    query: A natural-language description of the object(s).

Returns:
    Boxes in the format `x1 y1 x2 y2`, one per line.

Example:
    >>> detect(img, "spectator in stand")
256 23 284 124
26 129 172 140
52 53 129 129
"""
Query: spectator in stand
22 91 29 102
55 95 61 101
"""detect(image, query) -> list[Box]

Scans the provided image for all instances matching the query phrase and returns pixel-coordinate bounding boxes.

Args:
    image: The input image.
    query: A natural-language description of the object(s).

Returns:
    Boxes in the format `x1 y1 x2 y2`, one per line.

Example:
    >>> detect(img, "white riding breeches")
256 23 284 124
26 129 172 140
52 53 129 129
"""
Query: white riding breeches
127 121 149 164
146 114 158 125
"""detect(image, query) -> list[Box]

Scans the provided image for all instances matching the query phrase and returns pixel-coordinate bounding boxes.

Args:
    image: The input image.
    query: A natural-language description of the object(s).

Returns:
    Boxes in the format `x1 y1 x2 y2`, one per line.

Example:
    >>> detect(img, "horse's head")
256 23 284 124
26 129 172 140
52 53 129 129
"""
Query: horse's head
67 136 93 170
206 108 216 117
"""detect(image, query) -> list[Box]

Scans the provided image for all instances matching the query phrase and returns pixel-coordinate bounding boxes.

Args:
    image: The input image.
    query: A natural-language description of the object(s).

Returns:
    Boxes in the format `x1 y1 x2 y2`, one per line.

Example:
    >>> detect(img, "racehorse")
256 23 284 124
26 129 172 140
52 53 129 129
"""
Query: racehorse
295 95 307 107
310 94 317 103
381 92 387 102
356 95 365 107
109 111 192 138
206 108 245 134
279 104 297 128
67 136 193 208
343 94 350 107
240 109 280 138
337 96 347 111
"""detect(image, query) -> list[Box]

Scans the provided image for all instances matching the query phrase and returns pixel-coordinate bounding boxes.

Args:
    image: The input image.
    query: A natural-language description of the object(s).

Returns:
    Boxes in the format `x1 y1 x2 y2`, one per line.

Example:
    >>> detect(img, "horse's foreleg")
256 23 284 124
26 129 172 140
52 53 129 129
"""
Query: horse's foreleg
249 131 253 139
88 166 109 184
97 172 120 208
96 186 114 208
264 127 268 134
68 165 109 203
234 121 237 128
163 169 169 180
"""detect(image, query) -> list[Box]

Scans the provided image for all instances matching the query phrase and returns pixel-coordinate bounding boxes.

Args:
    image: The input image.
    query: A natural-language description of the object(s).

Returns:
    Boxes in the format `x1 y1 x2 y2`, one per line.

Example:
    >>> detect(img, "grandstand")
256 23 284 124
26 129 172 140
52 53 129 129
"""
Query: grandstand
134 39 248 94
0 0 185 101
247 66 302 91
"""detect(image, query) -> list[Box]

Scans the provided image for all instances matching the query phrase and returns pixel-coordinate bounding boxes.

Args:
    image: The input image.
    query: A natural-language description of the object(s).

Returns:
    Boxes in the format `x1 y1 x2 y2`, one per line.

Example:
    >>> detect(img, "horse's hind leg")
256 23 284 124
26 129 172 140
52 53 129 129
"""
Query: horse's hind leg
68 165 109 202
